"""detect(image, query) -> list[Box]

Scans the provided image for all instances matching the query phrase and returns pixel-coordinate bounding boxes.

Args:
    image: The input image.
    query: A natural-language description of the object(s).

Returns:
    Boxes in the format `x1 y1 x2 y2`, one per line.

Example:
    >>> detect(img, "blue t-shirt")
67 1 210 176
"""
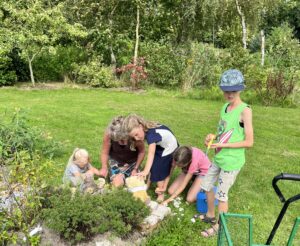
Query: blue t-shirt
63 163 91 184
146 125 178 157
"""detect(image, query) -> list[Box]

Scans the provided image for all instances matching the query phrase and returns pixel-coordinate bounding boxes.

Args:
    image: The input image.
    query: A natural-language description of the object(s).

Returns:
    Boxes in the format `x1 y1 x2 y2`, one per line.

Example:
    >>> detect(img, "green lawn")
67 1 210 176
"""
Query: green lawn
1 87 300 245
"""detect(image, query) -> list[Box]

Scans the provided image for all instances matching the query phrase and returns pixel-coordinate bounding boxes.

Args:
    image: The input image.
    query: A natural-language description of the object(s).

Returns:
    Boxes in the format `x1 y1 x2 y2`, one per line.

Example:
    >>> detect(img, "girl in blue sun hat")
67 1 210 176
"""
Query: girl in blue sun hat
199 69 254 238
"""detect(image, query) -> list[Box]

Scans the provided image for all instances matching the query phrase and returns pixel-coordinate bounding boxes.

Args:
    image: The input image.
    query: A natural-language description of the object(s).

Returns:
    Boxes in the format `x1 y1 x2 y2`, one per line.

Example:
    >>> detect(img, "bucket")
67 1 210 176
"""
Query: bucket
197 187 218 214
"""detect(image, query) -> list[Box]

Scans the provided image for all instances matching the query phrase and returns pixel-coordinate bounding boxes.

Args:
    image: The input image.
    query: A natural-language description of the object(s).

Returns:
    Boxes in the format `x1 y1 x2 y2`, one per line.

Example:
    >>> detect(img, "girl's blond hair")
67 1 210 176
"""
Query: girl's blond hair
122 114 159 135
107 116 127 142
67 148 89 166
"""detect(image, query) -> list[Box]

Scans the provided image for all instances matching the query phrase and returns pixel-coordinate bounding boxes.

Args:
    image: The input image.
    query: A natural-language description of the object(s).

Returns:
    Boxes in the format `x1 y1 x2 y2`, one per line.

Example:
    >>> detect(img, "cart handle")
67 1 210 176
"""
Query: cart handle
273 173 300 203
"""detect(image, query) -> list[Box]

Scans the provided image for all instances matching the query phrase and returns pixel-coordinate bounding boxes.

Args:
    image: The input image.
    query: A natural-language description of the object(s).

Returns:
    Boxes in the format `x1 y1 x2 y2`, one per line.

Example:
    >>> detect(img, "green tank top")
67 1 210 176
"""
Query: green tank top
213 102 248 171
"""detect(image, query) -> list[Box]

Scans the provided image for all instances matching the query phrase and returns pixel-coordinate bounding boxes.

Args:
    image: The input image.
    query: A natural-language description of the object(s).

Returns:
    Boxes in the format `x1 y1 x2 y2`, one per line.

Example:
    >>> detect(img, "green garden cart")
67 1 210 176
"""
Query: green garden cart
217 173 300 245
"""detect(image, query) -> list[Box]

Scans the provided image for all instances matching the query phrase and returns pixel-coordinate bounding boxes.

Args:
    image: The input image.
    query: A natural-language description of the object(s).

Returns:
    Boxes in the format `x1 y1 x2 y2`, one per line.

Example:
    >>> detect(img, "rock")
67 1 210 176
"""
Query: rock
147 200 158 211
151 204 171 220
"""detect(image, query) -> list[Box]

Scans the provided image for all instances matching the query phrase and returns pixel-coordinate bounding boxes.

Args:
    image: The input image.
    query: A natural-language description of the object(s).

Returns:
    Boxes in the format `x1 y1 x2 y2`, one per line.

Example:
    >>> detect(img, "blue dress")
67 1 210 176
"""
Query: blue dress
146 125 178 182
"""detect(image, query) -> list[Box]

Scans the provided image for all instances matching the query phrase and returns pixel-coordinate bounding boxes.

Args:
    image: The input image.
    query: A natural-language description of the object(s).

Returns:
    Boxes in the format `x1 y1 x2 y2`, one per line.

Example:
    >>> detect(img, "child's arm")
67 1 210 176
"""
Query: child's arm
99 133 111 177
137 143 156 178
132 140 146 175
211 107 253 149
162 173 193 206
89 165 102 176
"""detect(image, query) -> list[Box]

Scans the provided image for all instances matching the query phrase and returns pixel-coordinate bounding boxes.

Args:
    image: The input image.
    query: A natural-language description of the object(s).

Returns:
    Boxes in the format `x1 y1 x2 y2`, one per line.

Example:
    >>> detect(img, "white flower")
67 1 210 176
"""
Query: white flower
191 218 196 223
179 208 184 212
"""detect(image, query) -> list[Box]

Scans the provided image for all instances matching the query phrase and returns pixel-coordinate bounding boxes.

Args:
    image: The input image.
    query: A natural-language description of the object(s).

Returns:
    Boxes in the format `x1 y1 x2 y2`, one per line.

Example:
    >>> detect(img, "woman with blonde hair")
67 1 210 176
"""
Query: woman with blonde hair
99 116 145 187
122 114 178 202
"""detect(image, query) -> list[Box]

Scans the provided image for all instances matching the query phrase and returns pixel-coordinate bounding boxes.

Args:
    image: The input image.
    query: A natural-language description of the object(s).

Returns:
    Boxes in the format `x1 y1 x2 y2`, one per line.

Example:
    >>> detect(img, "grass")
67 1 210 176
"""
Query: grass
0 87 300 245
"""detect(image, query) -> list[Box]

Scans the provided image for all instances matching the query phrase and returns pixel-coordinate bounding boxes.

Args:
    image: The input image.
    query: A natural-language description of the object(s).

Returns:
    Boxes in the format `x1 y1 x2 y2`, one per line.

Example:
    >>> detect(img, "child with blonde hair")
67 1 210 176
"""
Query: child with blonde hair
161 146 211 206
63 148 101 186
122 114 178 202
99 116 145 187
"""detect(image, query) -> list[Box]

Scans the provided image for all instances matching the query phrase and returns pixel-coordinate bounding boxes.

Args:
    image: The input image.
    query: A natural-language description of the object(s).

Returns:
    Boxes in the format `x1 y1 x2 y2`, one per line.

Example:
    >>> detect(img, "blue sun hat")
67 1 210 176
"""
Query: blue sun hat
219 69 245 91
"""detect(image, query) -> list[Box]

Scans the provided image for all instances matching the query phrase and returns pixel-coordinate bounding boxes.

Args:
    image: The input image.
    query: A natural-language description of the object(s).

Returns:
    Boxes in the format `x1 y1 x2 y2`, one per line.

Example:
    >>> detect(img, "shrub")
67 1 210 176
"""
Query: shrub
0 55 17 86
140 42 185 87
0 109 60 164
116 57 147 89
42 189 150 244
73 57 118 88
223 45 254 73
259 70 297 106
266 23 300 69
33 45 88 82
0 151 55 245
181 42 226 91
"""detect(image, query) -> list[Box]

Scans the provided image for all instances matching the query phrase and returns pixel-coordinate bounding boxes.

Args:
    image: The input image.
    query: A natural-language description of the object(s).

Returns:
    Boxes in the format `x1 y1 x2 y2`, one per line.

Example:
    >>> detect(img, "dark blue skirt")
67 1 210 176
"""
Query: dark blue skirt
150 152 173 182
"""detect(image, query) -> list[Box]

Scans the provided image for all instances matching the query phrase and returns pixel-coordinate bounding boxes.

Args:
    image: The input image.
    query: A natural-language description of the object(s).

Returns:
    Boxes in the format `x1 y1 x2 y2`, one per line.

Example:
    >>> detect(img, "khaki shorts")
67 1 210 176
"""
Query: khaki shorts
201 163 240 202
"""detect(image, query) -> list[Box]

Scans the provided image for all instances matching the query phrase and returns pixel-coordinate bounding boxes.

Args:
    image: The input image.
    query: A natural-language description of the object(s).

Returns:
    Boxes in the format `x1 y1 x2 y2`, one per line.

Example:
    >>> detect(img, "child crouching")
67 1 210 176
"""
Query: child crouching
63 148 101 187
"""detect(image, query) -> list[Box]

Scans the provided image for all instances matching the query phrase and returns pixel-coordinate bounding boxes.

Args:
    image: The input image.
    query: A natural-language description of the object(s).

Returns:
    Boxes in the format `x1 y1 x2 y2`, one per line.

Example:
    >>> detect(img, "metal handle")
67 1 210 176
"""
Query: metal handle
272 173 300 203
266 173 300 245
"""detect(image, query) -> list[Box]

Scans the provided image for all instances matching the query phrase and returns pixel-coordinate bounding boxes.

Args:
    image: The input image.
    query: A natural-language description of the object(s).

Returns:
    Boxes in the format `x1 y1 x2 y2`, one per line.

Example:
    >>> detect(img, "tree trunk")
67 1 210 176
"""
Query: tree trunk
108 19 116 71
261 30 265 66
235 0 247 49
133 6 139 66
131 6 140 89
28 56 35 86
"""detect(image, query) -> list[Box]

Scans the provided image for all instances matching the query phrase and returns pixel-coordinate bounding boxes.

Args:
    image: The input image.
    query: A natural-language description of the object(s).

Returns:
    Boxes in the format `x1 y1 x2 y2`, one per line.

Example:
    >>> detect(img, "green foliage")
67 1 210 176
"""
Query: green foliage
42 189 150 244
73 58 118 88
181 42 225 90
0 109 60 164
256 70 297 106
0 151 55 245
0 55 17 86
33 46 88 82
224 45 254 72
140 42 185 87
266 23 300 69
0 1 87 85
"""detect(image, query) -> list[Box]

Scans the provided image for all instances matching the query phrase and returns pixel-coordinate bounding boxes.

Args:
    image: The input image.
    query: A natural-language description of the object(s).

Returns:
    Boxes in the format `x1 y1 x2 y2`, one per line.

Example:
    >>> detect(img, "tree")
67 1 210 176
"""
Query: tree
0 0 86 86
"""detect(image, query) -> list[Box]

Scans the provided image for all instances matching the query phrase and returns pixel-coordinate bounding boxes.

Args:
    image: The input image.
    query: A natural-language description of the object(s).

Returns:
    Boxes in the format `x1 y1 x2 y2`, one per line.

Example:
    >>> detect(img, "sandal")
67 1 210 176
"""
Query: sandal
201 224 218 238
194 214 216 224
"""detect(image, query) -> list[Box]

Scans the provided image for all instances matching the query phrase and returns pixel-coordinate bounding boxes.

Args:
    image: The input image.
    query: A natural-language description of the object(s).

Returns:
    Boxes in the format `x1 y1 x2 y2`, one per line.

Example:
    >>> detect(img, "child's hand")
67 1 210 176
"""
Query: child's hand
84 170 94 180
205 134 216 147
210 142 224 149
99 167 108 177
136 170 148 179
161 200 169 206
131 168 138 176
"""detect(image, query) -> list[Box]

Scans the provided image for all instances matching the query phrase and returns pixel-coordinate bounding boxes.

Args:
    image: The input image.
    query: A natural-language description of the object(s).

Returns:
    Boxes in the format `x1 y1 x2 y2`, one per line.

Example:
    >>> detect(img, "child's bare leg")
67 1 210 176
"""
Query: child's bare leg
186 177 202 203
206 189 216 218
168 173 185 195
218 200 228 214
112 173 125 187
156 180 165 202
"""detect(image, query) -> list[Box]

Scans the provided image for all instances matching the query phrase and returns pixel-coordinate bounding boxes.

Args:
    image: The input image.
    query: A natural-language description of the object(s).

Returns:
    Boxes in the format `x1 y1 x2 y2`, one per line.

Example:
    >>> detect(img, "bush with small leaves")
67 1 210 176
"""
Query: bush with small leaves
0 109 60 164
42 189 150 244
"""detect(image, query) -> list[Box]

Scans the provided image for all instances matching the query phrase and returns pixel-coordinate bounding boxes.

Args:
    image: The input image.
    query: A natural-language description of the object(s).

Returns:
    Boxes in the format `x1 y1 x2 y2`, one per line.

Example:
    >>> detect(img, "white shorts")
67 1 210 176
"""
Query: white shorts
201 163 240 202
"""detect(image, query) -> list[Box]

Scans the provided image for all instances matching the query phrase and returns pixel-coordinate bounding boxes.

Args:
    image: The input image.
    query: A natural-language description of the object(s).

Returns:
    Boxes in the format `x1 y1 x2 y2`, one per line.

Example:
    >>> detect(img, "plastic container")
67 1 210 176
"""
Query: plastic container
196 187 218 214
